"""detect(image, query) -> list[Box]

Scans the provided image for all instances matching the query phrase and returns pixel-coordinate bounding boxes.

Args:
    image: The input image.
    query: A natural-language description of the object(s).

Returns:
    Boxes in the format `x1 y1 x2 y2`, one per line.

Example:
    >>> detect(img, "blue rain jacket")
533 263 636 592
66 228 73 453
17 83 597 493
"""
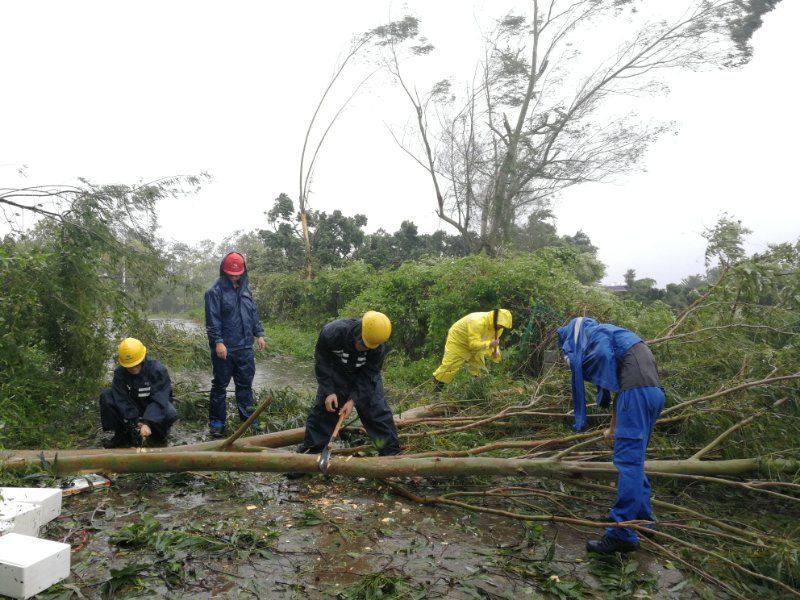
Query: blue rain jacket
557 317 642 431
109 357 177 427
204 252 265 351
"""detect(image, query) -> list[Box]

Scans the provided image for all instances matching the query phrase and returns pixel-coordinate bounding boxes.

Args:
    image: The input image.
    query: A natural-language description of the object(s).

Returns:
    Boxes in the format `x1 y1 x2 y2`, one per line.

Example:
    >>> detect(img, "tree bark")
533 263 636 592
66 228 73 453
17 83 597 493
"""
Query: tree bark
0 404 446 464
3 449 795 480
300 210 313 280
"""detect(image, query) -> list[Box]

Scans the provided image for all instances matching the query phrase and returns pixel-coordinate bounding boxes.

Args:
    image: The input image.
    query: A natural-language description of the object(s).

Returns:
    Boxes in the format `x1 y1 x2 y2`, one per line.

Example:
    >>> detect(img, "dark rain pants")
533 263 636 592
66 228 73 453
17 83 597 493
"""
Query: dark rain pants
209 347 256 428
297 380 401 456
99 389 172 442
606 386 665 543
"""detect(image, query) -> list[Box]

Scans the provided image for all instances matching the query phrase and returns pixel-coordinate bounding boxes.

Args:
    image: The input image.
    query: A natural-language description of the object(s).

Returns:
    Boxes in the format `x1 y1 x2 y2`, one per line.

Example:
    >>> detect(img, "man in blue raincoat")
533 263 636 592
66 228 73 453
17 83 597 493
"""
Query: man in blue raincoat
557 317 665 554
204 251 266 438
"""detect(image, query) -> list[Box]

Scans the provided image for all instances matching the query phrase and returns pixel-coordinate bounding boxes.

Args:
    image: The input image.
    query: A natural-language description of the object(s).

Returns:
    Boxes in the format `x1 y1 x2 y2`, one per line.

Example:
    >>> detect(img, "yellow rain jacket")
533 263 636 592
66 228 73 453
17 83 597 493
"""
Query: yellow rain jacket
432 309 512 384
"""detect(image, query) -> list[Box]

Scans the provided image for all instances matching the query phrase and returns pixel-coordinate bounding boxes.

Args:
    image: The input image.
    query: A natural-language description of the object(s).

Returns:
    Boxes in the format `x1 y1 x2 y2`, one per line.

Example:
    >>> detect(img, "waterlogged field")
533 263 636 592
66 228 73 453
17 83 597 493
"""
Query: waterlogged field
39 468 688 599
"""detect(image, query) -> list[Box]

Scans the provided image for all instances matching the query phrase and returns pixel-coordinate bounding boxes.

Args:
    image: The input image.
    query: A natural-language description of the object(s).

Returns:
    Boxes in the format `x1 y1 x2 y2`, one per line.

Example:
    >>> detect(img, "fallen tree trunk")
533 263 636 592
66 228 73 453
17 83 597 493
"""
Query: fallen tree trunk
0 403 447 463
0 430 300 462
3 449 797 479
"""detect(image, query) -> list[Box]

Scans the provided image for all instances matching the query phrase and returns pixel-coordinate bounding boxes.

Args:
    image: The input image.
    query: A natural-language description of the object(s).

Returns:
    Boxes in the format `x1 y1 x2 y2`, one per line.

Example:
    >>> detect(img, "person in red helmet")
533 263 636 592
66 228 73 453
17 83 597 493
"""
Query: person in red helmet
204 251 266 437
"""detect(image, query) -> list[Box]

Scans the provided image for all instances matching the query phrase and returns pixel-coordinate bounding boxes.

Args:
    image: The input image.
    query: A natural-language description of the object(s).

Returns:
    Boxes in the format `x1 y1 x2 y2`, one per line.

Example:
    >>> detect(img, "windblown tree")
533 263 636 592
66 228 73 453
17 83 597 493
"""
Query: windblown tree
619 214 758 307
728 0 783 60
255 193 368 271
511 212 606 283
0 177 204 445
378 1 776 254
702 212 753 269
297 17 424 279
297 36 373 279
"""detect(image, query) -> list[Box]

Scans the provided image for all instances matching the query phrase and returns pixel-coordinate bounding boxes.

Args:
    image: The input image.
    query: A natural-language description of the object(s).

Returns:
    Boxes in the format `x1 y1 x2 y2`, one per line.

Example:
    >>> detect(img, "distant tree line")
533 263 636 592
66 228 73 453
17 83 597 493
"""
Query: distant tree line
619 214 799 310
147 192 605 315
243 194 604 279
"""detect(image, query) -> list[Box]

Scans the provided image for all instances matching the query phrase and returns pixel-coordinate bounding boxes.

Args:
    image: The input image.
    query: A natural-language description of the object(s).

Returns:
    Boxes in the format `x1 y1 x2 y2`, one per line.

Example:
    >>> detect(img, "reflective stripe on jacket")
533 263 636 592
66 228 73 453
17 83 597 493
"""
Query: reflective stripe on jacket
110 357 177 427
314 319 385 405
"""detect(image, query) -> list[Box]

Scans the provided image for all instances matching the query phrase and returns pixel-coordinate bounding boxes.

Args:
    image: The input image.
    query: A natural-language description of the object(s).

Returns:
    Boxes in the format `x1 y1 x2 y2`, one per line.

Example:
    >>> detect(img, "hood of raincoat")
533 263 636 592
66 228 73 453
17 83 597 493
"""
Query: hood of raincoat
490 309 513 331
218 252 250 287
557 317 641 432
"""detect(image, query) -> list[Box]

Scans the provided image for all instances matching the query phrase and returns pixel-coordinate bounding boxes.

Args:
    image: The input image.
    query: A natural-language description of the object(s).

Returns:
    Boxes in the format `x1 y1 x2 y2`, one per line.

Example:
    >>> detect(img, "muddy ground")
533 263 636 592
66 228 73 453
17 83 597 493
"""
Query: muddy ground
26 355 696 599
40 465 690 599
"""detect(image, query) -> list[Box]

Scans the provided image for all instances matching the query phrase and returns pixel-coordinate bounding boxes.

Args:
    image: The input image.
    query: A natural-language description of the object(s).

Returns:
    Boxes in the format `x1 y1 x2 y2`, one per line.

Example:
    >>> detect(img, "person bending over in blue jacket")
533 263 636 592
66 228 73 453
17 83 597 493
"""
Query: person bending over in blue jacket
557 317 665 554
204 251 266 438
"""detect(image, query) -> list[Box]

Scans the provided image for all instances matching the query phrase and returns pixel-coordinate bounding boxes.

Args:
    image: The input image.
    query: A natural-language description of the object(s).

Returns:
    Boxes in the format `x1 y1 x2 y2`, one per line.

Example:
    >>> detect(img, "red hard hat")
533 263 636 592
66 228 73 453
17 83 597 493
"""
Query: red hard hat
222 252 245 275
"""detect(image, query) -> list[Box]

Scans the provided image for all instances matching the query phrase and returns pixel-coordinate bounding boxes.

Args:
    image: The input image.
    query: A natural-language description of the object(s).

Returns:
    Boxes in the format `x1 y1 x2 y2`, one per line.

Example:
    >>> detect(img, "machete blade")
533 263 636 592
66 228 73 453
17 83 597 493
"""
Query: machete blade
318 446 331 474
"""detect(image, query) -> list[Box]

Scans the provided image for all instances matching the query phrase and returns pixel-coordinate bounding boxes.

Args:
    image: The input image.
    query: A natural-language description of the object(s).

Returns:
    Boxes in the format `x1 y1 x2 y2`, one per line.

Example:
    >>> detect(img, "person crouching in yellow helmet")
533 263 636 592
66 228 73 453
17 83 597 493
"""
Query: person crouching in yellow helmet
432 309 513 390
289 311 399 476
99 338 178 448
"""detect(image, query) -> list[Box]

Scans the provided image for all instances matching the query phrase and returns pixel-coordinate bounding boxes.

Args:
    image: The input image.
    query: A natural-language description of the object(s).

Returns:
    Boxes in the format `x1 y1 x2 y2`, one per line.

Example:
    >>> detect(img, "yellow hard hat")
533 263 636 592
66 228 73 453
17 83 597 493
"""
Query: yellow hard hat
361 311 392 349
118 337 147 368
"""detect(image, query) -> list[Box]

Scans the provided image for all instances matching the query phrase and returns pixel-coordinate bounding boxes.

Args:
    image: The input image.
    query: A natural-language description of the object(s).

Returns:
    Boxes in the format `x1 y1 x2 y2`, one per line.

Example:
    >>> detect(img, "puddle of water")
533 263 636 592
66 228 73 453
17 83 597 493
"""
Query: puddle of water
151 316 204 333
252 355 316 390
172 352 316 392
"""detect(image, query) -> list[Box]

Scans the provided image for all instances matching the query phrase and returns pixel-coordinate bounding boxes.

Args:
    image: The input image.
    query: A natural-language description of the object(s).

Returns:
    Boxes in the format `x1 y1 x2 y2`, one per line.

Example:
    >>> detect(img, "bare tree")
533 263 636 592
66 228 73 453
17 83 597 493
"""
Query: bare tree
297 17 422 278
298 36 374 279
382 1 758 254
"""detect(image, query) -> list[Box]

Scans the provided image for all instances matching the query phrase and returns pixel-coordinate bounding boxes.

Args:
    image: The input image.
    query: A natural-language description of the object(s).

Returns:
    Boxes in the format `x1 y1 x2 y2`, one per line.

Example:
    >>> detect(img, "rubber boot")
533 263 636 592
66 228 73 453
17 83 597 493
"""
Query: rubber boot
586 535 639 554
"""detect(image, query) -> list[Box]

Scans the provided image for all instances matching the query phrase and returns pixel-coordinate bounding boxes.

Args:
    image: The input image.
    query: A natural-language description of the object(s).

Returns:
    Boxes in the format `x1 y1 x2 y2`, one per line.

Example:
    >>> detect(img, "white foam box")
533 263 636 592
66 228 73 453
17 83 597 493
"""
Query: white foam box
0 502 41 538
0 533 71 599
0 488 62 524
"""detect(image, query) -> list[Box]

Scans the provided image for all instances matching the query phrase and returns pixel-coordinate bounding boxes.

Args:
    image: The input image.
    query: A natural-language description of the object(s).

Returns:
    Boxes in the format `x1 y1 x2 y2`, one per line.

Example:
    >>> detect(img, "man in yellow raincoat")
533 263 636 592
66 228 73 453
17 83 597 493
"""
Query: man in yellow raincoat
432 309 513 388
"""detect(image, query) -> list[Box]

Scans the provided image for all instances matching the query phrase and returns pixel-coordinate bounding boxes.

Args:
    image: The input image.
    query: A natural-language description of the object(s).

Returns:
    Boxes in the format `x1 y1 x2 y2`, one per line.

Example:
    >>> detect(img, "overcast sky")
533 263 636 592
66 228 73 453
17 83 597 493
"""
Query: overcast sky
1 1 798 285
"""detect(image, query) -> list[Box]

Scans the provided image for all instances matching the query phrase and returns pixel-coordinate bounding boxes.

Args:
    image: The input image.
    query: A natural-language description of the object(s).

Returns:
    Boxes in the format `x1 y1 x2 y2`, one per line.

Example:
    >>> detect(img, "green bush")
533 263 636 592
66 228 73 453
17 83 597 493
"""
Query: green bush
343 252 633 359
249 271 312 323
340 260 440 358
248 250 674 366
305 261 375 325
261 323 318 359
140 324 209 371
250 261 375 328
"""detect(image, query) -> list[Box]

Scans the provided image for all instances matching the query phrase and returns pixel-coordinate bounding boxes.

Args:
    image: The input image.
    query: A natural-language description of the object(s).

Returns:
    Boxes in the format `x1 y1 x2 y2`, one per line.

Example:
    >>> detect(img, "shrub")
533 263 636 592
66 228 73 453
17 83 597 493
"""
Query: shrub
305 261 375 326
249 251 676 370
250 272 311 323
250 262 374 328
344 252 621 359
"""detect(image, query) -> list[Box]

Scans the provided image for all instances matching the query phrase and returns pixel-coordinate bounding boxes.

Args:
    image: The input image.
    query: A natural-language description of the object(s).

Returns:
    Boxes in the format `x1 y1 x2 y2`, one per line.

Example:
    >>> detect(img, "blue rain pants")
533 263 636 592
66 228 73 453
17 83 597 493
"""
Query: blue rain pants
208 347 256 428
605 385 665 543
